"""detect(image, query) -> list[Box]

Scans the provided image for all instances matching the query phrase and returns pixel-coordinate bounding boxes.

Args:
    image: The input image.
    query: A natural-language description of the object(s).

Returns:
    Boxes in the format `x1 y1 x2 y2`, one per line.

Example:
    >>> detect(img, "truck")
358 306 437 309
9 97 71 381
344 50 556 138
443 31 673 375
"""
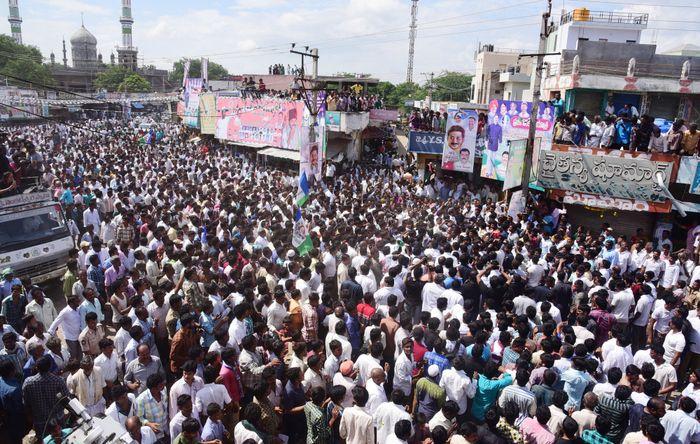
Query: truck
0 189 75 283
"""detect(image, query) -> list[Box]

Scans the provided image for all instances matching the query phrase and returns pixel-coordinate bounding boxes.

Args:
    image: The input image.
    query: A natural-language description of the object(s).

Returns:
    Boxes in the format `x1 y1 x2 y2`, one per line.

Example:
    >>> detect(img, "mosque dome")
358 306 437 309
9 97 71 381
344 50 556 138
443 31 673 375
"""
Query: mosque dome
70 24 98 69
70 25 97 45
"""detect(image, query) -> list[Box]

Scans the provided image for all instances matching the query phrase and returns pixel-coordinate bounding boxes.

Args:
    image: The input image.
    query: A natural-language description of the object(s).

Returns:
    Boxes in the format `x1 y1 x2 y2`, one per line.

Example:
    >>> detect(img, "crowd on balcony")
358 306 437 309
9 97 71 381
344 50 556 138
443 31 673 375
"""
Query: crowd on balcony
551 100 699 154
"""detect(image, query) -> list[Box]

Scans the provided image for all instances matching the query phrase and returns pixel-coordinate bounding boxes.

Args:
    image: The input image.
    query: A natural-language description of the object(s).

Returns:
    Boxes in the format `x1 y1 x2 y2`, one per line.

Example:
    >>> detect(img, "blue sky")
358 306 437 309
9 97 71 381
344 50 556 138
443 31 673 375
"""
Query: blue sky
2 0 698 83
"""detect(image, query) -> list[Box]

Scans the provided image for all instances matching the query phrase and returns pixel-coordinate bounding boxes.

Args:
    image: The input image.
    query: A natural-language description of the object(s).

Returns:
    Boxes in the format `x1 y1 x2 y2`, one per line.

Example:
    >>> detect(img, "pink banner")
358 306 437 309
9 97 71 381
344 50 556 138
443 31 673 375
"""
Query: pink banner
215 97 305 150
369 108 398 121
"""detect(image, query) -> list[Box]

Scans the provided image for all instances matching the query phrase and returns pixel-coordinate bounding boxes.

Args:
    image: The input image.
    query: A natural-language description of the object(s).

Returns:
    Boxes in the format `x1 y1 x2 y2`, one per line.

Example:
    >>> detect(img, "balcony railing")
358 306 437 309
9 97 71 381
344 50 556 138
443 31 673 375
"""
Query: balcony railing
560 10 648 26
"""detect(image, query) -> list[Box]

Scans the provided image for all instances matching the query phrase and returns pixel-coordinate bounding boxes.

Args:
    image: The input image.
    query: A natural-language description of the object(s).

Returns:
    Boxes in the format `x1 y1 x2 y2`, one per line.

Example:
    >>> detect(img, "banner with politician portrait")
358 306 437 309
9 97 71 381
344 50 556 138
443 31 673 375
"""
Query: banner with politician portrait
441 109 478 173
300 131 323 183
481 99 555 181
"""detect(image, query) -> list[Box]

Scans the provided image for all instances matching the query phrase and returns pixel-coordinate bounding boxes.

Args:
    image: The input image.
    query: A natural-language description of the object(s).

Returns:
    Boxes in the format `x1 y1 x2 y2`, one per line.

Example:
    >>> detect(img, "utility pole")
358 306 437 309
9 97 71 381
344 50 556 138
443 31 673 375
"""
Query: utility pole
520 0 552 202
406 0 419 83
290 46 320 183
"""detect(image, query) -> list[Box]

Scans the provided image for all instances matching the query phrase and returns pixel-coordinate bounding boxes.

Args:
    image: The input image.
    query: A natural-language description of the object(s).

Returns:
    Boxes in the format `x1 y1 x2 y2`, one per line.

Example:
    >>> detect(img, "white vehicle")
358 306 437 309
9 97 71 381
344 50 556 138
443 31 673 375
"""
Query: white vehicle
0 190 74 283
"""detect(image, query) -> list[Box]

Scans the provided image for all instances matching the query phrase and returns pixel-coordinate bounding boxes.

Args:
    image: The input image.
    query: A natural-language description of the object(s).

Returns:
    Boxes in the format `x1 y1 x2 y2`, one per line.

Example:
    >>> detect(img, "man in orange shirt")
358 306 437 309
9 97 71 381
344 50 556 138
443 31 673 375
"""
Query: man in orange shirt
169 313 199 377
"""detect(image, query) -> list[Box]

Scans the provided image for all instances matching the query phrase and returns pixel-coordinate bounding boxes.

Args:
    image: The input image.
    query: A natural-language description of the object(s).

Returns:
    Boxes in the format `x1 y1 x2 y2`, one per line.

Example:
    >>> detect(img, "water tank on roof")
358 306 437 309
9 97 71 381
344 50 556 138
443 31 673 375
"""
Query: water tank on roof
572 8 590 21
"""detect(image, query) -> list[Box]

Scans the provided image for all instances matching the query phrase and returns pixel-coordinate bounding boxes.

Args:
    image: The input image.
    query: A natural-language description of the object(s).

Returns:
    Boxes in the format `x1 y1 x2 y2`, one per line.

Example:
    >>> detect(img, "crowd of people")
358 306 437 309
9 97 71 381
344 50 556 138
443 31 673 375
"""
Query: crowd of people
0 116 698 444
550 98 700 153
326 90 384 113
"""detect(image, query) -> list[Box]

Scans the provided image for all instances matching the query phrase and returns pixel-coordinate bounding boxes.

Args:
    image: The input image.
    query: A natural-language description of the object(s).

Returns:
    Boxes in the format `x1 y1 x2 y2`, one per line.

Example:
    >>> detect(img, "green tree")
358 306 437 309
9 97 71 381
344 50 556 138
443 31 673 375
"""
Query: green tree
169 58 229 85
0 34 54 86
384 82 427 109
430 71 473 102
94 66 131 91
118 73 152 92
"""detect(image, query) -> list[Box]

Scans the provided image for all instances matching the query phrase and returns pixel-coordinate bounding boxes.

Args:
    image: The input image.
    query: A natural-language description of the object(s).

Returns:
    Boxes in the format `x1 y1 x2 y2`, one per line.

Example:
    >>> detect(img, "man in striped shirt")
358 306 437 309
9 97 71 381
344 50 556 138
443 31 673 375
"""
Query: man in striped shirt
498 368 537 427
594 385 634 443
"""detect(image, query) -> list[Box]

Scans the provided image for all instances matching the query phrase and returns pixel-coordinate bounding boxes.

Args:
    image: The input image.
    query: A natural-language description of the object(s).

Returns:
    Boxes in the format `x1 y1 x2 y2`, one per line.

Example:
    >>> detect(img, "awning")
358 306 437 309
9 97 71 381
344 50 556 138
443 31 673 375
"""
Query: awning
131 102 144 109
257 147 301 162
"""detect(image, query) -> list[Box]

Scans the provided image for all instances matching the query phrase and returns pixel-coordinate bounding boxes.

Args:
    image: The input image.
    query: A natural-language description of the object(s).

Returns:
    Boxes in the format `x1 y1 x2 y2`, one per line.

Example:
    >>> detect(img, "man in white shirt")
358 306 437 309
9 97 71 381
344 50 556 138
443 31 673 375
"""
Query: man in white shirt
610 283 635 328
439 356 475 416
94 338 119 387
339 386 375 444
513 292 536 316
661 256 681 289
630 285 654 352
333 361 358 408
194 366 232 419
266 291 288 331
393 338 415 397
168 361 204 419
354 343 383 387
660 397 700 444
421 277 445 312
365 368 388 416
48 296 82 360
82 201 101 233
106 385 136 428
373 390 412 443
526 255 545 287
642 251 665 282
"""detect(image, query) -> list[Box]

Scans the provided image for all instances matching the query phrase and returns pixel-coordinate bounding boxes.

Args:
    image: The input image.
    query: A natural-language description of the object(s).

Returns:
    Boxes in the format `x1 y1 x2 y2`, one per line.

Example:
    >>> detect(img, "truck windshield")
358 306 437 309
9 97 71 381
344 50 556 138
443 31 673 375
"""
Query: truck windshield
0 204 70 253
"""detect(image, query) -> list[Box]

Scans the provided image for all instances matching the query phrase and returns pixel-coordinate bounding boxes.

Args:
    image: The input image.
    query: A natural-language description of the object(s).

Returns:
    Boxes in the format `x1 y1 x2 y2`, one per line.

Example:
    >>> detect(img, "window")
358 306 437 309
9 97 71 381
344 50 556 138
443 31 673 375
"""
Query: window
495 90 502 94
599 38 608 42
578 38 589 41
626 40 636 43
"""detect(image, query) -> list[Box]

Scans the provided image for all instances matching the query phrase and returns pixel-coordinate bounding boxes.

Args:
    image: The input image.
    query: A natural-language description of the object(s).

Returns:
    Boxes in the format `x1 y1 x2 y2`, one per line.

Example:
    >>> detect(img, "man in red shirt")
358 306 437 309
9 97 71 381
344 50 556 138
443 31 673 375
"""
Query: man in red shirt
219 347 243 431
356 293 376 330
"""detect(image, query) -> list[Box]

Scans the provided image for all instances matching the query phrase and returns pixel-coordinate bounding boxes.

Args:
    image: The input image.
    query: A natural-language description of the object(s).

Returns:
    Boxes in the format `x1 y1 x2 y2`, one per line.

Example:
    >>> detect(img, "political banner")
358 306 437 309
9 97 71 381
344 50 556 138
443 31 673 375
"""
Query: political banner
503 139 528 191
183 78 203 128
441 109 478 173
300 137 322 183
369 108 398 121
537 145 677 202
215 97 306 150
508 190 526 222
408 131 444 154
325 111 341 131
199 93 217 134
481 99 555 181
678 157 700 184
691 165 700 194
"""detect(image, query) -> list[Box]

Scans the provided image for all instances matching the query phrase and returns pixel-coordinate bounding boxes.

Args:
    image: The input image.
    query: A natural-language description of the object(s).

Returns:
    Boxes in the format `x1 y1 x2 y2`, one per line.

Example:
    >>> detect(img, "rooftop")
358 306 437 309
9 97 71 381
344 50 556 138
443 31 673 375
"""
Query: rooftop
560 9 648 26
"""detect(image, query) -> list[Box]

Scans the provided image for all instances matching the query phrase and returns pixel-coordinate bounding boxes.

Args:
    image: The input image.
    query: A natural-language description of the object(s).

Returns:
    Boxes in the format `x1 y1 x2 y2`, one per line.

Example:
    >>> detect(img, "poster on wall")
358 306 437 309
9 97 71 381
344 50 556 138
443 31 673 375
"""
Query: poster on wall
502 139 527 191
215 97 306 150
441 109 478 173
481 99 554 181
199 93 217 134
325 111 341 131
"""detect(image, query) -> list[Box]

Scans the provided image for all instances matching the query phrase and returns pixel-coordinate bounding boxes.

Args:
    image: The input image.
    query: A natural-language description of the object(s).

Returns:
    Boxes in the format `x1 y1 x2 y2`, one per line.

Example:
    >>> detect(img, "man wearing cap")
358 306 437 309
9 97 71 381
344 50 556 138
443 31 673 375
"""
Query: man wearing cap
0 269 21 299
333 360 358 408
413 364 446 421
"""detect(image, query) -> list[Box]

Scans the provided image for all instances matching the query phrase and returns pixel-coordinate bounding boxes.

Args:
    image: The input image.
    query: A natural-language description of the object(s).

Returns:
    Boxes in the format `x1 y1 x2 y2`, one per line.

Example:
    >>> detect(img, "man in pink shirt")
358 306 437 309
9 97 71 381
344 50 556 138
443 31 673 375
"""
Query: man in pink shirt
519 405 555 444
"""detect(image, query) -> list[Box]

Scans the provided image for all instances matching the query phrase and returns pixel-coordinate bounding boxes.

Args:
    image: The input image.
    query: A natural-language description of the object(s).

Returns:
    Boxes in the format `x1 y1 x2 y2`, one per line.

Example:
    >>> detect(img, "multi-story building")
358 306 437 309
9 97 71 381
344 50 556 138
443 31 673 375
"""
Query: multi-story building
471 44 533 104
536 9 699 122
